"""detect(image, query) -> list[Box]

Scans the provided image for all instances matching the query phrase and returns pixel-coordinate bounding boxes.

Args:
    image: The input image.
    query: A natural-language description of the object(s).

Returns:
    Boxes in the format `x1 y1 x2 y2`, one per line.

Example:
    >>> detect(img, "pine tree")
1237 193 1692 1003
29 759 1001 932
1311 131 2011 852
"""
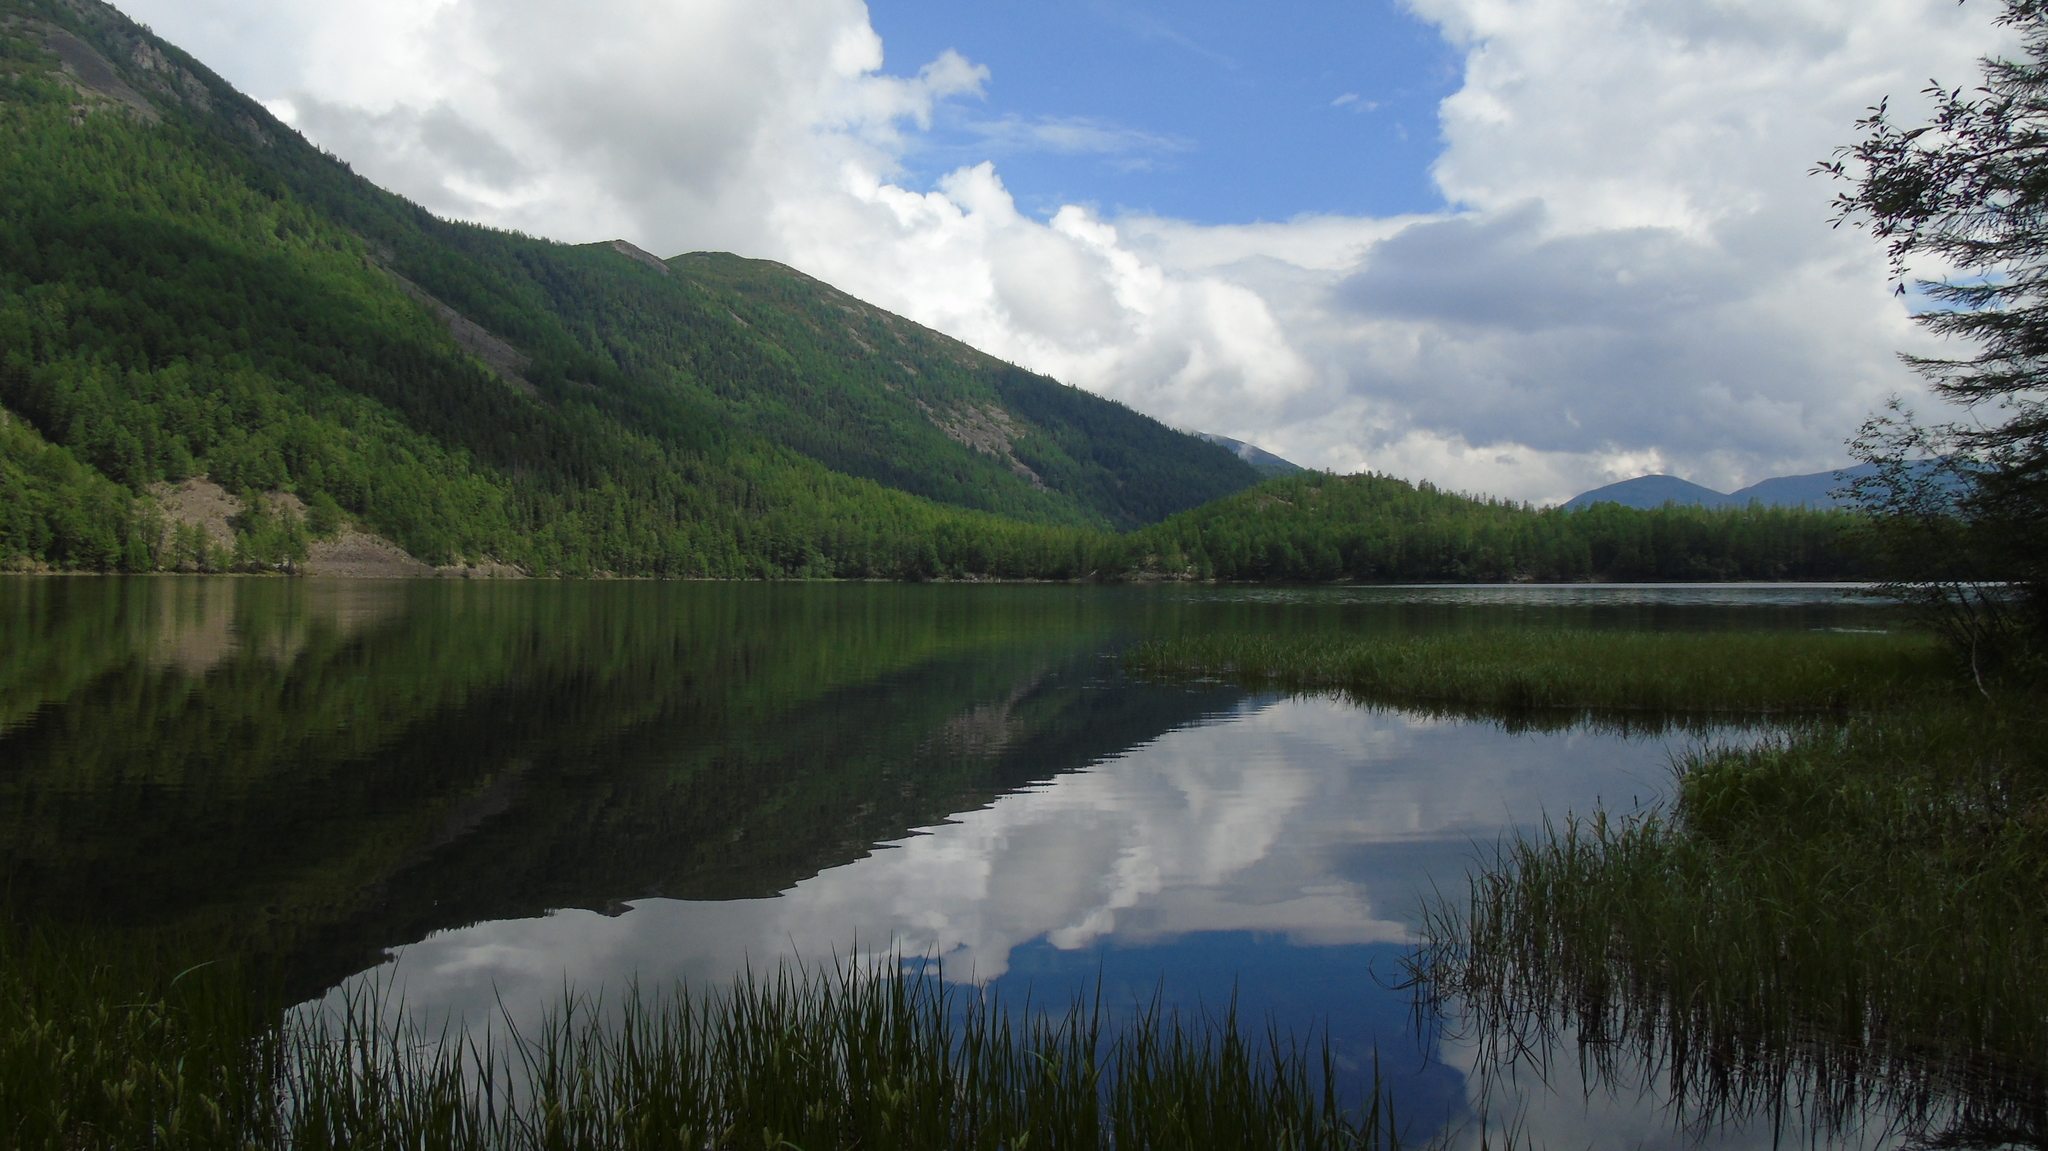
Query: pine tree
1822 0 2048 647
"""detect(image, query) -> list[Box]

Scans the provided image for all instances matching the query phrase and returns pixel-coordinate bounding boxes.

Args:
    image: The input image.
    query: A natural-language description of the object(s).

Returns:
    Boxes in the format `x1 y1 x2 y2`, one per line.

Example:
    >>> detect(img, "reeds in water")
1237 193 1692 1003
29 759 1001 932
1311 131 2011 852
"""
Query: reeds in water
1416 700 2048 1147
1124 630 1950 715
2 927 1397 1150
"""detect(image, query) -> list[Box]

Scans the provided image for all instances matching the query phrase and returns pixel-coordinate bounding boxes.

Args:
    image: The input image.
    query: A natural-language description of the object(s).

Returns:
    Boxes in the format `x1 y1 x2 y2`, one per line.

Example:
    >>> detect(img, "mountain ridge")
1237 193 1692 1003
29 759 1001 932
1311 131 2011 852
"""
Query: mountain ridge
0 0 1869 585
1194 433 1304 477
1562 467 1877 512
0 0 1260 576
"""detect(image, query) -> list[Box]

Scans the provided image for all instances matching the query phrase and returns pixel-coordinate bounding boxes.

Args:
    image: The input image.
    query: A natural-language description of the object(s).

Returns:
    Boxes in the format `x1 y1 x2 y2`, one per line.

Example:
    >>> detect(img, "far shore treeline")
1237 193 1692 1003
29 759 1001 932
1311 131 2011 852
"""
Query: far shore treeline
0 0 1864 583
4 424 1864 580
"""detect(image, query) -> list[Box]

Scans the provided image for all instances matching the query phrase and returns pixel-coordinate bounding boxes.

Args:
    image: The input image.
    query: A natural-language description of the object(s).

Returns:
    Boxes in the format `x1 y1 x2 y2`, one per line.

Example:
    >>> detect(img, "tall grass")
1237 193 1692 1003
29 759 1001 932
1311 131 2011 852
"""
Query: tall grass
1415 700 2048 1146
1 926 1396 1150
0 925 276 1150
1124 629 1951 714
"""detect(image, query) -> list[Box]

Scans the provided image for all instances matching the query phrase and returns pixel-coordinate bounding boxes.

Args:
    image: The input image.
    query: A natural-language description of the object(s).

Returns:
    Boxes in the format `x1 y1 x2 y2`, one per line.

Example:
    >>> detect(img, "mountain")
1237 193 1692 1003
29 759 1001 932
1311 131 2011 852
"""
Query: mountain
0 0 1869 586
0 0 1259 576
1729 466 1875 508
1563 466 1879 512
1561 475 1738 511
654 253 1262 530
1194 433 1305 477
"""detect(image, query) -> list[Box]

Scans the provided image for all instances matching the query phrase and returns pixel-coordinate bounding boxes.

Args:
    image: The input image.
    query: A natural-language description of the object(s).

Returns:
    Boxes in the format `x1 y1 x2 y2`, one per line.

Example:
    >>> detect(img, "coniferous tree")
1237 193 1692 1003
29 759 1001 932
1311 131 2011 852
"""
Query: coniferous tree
1823 0 2048 648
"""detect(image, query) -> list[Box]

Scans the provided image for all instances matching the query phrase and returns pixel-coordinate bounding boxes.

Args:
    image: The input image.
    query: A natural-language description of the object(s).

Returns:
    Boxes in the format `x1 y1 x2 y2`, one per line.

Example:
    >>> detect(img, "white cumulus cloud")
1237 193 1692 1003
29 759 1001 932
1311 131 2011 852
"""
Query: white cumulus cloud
122 0 2019 503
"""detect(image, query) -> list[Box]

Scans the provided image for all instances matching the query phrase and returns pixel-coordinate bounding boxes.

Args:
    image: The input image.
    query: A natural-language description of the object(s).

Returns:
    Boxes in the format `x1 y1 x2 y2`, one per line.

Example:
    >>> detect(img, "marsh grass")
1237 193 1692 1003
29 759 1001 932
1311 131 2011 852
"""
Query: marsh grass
0 924 277 1150
1 927 1395 1150
1124 630 1952 716
1415 701 2048 1147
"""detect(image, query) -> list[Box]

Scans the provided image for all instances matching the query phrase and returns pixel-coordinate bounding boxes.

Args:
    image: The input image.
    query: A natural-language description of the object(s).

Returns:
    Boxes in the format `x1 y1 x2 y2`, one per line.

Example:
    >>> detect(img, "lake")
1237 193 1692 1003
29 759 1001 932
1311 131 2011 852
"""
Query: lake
0 577 1902 1147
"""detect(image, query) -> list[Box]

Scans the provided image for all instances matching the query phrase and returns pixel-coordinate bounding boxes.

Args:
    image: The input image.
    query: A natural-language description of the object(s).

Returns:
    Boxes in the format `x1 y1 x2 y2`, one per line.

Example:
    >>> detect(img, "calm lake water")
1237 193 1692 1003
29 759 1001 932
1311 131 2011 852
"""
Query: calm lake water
0 578 1903 1147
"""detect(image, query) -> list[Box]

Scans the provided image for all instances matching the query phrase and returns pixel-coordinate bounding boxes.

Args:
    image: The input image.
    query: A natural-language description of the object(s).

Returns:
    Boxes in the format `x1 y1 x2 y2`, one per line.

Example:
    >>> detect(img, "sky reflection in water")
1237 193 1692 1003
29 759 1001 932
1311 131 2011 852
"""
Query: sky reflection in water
1 578 1895 1145
356 694 1726 1141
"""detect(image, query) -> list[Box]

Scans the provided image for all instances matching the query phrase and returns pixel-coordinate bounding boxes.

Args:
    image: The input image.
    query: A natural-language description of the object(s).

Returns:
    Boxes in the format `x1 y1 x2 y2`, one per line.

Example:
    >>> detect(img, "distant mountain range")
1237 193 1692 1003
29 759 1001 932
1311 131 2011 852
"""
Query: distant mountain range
1562 466 1880 511
1194 434 1304 477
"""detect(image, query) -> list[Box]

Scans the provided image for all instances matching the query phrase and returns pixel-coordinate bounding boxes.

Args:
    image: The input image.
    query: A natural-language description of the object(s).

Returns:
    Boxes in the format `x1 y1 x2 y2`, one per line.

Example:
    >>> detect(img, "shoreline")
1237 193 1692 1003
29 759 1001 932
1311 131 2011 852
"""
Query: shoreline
0 570 1892 588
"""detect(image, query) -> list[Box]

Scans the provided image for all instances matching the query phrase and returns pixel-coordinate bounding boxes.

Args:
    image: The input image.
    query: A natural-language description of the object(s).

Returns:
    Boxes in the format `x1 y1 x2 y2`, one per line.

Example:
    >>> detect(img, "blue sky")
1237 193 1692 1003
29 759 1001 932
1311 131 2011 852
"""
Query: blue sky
867 0 1462 223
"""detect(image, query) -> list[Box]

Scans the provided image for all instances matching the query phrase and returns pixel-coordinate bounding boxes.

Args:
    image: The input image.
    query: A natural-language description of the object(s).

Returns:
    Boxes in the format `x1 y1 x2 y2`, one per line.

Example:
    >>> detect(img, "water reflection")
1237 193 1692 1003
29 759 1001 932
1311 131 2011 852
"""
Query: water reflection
1434 1026 1912 1151
335 694 1705 1136
1173 582 1882 609
2 580 1149 981
0 577 1912 1144
366 696 1687 991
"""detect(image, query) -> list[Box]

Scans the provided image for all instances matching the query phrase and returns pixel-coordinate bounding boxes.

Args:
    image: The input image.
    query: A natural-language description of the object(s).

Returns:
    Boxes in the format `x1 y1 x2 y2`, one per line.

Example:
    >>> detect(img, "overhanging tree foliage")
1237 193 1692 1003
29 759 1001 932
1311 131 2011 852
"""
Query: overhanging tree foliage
1822 0 2048 652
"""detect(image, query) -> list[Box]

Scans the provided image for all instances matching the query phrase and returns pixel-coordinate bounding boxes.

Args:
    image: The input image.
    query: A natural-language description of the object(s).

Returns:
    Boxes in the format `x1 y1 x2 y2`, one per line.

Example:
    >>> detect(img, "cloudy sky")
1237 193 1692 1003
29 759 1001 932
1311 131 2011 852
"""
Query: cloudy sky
124 0 2012 503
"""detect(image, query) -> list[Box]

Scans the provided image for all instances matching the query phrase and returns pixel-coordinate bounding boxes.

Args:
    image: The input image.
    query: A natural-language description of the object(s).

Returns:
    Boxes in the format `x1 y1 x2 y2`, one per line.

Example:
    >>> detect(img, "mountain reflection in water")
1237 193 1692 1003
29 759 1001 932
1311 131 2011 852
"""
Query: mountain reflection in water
0 577 1909 1145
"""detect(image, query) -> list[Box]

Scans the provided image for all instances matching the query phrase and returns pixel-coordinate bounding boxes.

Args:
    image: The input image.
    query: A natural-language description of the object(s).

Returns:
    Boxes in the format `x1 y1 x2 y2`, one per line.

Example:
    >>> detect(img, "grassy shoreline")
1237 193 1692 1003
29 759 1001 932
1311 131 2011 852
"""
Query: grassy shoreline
1415 701 2048 1145
0 926 1395 1150
1123 629 1953 714
1130 626 2048 1141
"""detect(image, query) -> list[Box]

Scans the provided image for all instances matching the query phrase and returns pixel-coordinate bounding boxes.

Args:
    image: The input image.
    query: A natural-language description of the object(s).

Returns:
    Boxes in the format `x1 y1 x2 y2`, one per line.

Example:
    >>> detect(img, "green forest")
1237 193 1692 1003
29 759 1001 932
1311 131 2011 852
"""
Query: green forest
0 0 1867 583
1127 472 1865 582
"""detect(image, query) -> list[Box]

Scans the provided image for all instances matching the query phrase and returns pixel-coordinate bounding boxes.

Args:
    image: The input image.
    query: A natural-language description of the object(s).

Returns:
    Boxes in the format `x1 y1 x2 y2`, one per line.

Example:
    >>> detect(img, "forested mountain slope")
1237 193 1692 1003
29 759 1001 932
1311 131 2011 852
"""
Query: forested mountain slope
0 0 1868 584
0 0 1256 577
562 249 1260 530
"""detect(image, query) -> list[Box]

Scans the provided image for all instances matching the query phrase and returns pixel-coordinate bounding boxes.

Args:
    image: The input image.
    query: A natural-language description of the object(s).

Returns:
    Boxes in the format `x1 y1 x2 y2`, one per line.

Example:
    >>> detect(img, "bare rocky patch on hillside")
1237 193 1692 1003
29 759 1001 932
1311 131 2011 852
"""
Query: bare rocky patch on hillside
10 18 158 120
146 477 240 556
920 401 1047 490
605 239 670 276
302 532 524 579
378 268 539 398
141 477 521 577
302 530 435 579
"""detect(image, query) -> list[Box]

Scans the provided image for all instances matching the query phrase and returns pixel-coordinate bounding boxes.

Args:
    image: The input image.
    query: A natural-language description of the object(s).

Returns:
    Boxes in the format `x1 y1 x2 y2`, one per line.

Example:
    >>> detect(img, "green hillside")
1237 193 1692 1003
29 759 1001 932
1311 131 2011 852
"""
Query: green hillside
538 248 1262 531
1126 472 1867 582
0 0 1256 578
0 0 1871 584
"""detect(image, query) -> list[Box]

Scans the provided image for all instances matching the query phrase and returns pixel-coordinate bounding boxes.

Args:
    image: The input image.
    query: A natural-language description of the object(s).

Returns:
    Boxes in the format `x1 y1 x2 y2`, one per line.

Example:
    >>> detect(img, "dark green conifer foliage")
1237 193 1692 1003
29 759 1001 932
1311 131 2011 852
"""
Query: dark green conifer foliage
1130 472 1863 583
1824 0 2048 638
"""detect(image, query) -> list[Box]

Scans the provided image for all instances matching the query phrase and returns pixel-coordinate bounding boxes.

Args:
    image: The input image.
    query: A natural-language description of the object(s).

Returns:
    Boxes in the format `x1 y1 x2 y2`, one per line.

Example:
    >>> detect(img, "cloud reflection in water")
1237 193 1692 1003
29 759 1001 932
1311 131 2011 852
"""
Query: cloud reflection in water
334 693 1761 1141
369 694 1685 1017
